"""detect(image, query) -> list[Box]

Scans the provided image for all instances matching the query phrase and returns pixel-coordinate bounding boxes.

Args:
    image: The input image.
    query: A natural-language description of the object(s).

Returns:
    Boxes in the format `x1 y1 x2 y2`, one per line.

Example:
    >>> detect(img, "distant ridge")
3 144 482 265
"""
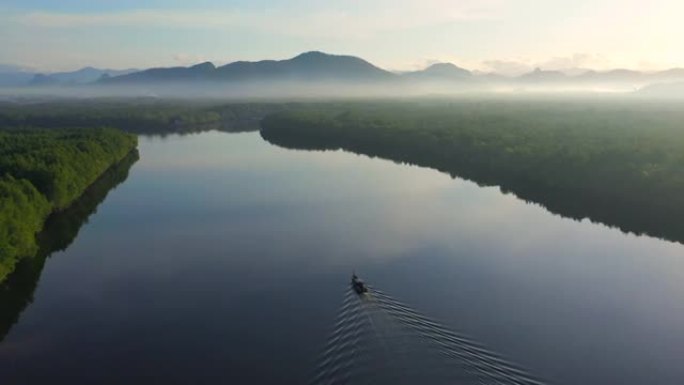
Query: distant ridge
31 67 137 86
104 51 396 84
518 67 568 82
404 63 472 80
99 52 684 89
216 51 395 81
99 62 216 83
4 51 684 95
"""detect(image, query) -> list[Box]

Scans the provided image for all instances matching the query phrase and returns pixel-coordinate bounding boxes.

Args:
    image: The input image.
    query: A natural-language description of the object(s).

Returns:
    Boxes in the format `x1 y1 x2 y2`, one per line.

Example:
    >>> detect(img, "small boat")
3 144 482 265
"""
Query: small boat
351 273 368 294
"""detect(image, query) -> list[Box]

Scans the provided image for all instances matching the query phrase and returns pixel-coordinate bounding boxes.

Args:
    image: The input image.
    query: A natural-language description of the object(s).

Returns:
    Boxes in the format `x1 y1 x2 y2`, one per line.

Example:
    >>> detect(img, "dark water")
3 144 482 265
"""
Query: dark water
1 131 684 384
312 286 543 385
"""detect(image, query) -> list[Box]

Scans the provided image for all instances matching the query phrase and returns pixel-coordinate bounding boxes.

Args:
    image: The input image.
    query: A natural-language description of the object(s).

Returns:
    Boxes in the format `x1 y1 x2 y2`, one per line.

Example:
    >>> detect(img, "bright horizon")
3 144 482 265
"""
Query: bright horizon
2 0 684 75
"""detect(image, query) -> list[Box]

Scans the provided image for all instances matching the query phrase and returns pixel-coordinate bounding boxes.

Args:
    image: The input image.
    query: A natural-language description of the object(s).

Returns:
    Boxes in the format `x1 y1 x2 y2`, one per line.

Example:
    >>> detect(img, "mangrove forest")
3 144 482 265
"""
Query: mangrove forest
0 128 137 281
261 100 684 243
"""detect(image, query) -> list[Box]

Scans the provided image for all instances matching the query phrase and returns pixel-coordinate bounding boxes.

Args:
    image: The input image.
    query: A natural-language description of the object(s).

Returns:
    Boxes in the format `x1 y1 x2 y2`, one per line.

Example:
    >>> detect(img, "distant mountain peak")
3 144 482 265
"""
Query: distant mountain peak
190 62 216 71
289 51 372 65
106 51 394 84
403 62 471 80
426 62 460 69
520 67 567 80
423 62 470 75
293 51 330 59
75 51 684 90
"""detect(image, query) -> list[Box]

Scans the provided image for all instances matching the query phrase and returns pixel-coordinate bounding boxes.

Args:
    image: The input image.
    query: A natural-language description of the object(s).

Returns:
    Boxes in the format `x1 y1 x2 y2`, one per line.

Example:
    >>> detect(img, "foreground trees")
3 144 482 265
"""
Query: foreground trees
0 128 137 280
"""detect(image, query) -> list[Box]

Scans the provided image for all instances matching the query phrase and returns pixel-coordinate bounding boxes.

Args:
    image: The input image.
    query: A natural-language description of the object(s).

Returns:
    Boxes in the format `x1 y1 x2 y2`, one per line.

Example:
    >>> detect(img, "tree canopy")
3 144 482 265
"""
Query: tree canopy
0 128 137 281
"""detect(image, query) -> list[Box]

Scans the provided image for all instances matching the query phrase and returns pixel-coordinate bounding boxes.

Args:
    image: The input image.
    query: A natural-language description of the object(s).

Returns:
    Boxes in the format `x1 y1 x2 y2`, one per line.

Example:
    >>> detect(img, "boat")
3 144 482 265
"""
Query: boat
351 273 368 294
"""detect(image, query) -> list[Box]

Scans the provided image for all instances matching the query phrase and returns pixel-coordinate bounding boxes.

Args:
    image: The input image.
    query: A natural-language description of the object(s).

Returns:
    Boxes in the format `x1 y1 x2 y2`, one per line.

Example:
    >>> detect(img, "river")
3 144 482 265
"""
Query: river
1 130 683 384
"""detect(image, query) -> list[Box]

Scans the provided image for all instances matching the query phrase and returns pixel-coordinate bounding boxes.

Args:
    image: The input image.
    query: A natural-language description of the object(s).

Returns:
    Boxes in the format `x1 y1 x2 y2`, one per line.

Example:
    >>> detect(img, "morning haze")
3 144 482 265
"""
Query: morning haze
1 1 684 385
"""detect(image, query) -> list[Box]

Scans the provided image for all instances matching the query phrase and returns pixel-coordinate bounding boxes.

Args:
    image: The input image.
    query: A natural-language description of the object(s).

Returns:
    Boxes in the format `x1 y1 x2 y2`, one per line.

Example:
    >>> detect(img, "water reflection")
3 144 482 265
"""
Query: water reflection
260 130 684 245
1 132 683 385
0 150 139 342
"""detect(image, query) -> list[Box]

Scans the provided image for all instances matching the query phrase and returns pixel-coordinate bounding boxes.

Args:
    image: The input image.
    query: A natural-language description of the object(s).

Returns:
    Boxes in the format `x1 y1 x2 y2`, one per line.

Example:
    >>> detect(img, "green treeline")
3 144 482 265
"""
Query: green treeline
0 128 137 280
0 150 138 341
0 100 289 134
261 100 684 242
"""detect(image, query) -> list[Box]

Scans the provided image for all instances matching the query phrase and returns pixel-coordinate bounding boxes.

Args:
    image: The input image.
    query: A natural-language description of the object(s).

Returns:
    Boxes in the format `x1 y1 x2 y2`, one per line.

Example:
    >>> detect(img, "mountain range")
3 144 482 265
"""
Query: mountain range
97 52 684 89
31 67 137 86
4 51 684 94
0 65 137 87
100 52 395 84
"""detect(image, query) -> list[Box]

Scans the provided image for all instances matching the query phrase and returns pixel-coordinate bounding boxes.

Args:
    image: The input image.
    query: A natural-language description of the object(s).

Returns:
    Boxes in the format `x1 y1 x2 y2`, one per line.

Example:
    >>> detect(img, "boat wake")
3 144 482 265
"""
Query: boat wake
310 286 546 385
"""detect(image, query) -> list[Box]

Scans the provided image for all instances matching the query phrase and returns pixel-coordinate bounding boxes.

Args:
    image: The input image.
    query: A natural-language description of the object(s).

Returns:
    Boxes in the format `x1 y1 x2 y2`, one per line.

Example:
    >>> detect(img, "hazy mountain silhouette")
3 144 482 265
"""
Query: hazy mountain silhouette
5 52 684 95
30 67 137 86
218 51 395 81
576 69 644 82
100 51 684 88
403 63 472 81
0 64 36 87
100 62 215 83
104 51 396 84
518 67 568 82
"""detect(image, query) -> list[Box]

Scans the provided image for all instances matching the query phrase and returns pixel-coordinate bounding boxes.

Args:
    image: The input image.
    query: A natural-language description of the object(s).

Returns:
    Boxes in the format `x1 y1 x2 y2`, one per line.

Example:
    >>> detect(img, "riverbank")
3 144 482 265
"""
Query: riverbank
0 99 290 134
0 128 137 281
261 100 684 243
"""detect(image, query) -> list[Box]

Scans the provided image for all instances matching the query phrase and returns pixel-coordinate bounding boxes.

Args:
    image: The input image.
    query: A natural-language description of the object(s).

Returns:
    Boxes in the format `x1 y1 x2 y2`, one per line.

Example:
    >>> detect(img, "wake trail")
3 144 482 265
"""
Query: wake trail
310 285 547 385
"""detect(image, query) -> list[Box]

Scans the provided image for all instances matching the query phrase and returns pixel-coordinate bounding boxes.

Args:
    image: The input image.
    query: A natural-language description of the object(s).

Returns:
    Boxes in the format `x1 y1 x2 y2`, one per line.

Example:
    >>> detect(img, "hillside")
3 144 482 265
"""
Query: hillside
261 101 684 244
403 63 472 81
104 51 396 84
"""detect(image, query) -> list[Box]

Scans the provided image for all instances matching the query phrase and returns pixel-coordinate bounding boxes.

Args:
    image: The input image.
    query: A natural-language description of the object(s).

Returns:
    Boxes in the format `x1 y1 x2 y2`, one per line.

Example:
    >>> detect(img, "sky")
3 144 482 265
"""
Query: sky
1 0 683 74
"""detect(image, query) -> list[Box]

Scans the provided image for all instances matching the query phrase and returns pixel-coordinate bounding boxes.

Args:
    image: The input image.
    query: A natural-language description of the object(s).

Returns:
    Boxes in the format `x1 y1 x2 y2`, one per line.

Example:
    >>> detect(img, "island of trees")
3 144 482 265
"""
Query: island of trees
0 128 137 281
261 100 684 243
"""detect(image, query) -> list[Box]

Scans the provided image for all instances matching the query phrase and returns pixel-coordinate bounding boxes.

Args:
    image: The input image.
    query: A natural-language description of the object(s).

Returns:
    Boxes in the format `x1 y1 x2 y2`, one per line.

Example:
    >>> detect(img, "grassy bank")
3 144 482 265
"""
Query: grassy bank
261 100 684 243
0 128 137 280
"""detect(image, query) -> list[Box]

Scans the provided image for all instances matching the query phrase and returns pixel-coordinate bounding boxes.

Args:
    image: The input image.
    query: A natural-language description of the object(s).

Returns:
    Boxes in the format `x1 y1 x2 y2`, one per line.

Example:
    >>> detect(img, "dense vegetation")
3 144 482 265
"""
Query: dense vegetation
0 100 289 134
0 149 138 342
261 100 684 243
0 128 137 280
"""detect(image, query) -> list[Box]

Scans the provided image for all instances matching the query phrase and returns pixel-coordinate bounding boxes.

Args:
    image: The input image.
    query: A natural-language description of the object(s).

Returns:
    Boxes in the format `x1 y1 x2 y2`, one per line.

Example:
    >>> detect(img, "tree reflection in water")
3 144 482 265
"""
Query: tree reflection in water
0 150 139 342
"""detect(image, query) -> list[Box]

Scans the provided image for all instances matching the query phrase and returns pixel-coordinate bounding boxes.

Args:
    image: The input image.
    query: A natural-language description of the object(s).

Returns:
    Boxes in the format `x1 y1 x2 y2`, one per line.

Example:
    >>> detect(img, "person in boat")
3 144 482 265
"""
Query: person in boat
351 273 368 294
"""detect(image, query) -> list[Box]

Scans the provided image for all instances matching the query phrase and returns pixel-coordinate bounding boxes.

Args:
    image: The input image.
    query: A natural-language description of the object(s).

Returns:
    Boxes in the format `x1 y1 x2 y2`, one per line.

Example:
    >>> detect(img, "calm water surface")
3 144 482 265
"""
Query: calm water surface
1 131 684 384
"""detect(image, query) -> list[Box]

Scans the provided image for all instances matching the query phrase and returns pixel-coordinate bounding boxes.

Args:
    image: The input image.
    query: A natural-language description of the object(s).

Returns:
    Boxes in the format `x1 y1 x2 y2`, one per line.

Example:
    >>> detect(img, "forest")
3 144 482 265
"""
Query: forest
0 99 290 134
0 128 137 281
261 99 684 243
0 149 138 341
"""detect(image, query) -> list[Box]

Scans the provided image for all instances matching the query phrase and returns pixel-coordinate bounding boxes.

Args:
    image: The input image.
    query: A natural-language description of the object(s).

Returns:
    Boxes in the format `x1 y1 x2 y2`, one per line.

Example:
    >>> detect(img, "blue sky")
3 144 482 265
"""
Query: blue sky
2 0 683 73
